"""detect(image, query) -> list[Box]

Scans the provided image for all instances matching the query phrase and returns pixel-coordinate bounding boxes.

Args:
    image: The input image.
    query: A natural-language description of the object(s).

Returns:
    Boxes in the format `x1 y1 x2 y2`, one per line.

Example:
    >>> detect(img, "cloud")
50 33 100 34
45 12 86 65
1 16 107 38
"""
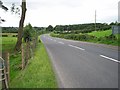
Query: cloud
1 0 119 27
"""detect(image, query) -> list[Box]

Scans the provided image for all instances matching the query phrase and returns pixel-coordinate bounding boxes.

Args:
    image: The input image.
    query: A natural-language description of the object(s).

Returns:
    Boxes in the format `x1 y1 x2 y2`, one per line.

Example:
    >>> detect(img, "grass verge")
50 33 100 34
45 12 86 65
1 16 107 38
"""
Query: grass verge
10 42 58 88
51 31 120 46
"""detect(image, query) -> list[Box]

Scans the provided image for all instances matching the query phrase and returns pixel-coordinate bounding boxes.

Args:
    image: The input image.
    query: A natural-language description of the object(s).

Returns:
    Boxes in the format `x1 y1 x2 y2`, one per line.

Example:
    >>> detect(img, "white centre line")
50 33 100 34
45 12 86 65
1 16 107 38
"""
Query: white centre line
68 44 85 51
58 42 64 44
100 55 120 63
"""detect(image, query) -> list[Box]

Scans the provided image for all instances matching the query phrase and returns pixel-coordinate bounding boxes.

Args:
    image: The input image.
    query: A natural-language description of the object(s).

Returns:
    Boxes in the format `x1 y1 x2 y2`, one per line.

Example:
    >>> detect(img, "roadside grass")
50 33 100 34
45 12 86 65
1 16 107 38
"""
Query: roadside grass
87 30 112 38
87 30 120 45
10 43 58 88
115 34 120 39
51 30 120 46
1 36 57 88
10 53 22 81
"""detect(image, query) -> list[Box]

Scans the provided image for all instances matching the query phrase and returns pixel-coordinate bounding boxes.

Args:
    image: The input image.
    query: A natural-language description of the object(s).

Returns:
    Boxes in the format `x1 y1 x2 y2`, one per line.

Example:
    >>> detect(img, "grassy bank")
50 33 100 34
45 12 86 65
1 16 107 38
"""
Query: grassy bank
1 37 57 88
51 30 120 46
10 43 57 88
88 30 112 38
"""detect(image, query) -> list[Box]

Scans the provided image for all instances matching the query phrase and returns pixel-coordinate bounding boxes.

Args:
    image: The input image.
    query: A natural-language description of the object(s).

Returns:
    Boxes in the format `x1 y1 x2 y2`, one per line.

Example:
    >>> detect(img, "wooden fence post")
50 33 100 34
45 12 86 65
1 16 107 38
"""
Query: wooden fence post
22 44 25 70
2 52 9 89
6 52 9 84
28 41 31 59
25 41 30 66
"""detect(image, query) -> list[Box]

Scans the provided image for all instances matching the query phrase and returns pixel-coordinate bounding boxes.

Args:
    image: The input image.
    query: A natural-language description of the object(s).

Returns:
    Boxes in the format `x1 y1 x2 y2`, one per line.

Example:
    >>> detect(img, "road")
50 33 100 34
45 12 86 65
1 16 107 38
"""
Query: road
40 34 119 88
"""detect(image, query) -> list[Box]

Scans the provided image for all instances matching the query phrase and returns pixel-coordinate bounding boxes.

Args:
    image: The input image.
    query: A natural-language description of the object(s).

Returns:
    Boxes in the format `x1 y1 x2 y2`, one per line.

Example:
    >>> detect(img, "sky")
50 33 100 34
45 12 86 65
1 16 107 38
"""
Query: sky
0 0 120 27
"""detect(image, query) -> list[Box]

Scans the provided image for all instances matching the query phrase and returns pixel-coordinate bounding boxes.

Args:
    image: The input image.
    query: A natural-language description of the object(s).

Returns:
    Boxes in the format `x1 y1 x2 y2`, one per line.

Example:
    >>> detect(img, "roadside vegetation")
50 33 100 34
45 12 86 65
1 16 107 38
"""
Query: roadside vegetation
10 42 57 88
1 24 57 88
49 22 120 46
50 30 120 46
87 30 112 38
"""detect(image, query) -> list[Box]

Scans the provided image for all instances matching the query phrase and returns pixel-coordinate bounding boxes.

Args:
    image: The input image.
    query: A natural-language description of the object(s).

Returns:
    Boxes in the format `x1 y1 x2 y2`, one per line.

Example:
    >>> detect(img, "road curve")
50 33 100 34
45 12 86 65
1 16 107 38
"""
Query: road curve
40 34 119 88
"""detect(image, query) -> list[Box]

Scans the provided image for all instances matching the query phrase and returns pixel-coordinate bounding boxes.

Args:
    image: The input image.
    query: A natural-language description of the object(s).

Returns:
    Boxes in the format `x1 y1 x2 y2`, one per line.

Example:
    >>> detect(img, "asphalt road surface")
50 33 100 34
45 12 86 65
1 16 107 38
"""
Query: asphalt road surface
40 34 119 88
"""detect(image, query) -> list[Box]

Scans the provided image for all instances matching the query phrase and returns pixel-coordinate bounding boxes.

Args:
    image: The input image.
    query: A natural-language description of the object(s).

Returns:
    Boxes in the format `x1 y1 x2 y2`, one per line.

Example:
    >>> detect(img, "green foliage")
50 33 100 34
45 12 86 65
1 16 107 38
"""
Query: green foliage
54 23 111 34
88 30 112 38
2 36 57 88
1 37 17 52
10 53 22 81
10 43 58 88
46 25 54 32
2 27 18 33
23 23 36 42
50 32 119 46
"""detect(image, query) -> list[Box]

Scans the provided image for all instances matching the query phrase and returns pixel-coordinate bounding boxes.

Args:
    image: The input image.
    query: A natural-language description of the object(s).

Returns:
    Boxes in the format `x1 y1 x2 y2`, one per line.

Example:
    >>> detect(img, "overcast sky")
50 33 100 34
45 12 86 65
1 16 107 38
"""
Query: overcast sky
0 0 119 27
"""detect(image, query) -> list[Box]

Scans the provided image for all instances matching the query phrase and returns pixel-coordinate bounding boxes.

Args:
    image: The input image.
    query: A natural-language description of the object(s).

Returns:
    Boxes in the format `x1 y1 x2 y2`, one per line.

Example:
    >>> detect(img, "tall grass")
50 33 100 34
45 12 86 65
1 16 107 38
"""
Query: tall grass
10 43 58 88
1 37 57 88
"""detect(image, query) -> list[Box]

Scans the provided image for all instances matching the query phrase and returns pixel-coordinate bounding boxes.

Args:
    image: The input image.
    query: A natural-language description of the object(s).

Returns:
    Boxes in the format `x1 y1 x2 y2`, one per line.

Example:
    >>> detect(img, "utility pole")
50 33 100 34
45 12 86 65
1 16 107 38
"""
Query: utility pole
118 1 120 23
95 10 96 31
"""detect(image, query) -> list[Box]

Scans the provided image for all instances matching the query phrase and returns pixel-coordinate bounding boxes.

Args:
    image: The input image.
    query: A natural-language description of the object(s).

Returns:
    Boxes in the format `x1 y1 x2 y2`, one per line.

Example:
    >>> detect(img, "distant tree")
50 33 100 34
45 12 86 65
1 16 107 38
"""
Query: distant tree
46 25 53 32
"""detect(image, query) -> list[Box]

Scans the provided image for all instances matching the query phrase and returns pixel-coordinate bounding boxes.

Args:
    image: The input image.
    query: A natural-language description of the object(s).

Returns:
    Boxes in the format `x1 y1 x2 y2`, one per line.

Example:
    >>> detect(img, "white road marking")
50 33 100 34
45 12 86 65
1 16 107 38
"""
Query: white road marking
68 44 85 51
58 42 64 44
100 55 120 63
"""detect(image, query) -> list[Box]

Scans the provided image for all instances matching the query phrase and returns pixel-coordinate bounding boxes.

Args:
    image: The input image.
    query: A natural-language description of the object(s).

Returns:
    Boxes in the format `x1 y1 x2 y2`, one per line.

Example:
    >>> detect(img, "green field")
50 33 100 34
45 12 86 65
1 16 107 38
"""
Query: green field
1 37 17 52
1 37 57 88
88 30 112 38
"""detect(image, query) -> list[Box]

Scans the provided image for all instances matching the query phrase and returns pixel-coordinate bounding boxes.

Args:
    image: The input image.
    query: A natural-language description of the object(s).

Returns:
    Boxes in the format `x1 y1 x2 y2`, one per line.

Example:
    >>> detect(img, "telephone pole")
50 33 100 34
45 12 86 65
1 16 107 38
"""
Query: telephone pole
118 1 120 23
95 10 97 31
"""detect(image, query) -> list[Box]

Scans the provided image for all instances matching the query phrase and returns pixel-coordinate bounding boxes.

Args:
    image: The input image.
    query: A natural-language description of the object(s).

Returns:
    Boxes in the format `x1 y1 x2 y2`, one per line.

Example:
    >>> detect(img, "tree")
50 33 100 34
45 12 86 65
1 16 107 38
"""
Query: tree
23 23 35 42
0 0 8 23
0 0 8 11
14 0 27 52
46 25 53 32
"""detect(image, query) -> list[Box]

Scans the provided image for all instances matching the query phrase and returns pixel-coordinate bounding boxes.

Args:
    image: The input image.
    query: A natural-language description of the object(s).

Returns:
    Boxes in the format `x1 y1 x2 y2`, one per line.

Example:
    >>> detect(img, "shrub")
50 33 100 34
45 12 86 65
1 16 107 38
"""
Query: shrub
23 23 36 42
2 35 8 37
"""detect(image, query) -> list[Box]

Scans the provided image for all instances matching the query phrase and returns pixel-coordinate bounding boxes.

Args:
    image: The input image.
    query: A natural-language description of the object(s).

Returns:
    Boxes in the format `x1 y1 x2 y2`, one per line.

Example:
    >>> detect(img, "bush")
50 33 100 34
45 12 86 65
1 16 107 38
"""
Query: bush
2 35 8 37
23 23 36 42
13 35 17 37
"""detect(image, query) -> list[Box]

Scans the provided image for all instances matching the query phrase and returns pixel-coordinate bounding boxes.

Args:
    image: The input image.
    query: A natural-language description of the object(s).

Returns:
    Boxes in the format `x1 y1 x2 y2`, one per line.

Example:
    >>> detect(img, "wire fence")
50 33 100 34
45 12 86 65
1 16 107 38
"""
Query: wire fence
0 35 38 89
21 36 38 69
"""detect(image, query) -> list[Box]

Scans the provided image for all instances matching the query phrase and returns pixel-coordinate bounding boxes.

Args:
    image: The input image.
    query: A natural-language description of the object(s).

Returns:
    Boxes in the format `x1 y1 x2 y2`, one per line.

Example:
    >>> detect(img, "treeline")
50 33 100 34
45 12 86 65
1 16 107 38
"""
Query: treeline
46 22 120 34
2 27 46 33
2 22 120 34
2 27 18 33
54 23 110 32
